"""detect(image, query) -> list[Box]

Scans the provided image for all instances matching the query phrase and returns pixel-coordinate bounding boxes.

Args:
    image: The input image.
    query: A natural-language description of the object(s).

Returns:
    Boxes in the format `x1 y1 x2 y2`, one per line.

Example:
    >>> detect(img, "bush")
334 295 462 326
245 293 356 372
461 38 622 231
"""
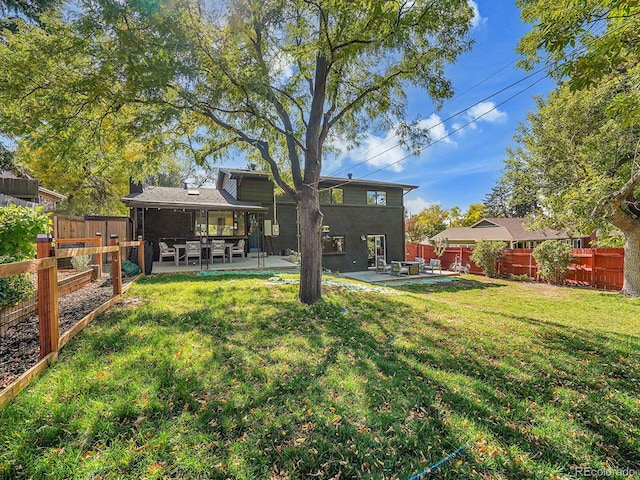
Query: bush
470 240 507 278
0 255 35 309
509 273 532 282
71 254 91 272
0 204 51 258
533 240 573 285
0 205 50 308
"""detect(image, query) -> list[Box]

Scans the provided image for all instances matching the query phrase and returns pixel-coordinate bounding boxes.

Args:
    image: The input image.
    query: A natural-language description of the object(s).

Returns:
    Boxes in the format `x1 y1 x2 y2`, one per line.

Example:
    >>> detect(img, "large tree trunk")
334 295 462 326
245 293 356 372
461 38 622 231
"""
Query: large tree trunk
620 225 640 297
297 185 323 304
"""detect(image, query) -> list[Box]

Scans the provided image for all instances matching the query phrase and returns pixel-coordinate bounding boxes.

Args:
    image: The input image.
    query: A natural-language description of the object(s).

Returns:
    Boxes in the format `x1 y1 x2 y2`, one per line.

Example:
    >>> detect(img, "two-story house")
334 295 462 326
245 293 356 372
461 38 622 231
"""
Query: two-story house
122 167 417 272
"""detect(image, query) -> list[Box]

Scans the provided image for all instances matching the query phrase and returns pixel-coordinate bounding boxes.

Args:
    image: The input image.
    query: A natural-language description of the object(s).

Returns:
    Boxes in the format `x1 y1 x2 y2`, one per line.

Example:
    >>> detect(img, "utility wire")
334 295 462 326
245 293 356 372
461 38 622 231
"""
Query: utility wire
326 14 638 181
327 58 521 176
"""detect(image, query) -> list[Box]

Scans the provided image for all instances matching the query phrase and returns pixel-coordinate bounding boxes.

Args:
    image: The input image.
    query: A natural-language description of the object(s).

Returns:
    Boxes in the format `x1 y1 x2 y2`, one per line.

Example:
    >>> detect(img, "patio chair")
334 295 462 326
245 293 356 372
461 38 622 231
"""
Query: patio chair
391 261 409 276
424 258 441 274
414 257 426 272
210 240 227 264
158 241 176 266
185 241 202 267
376 258 392 274
232 239 245 259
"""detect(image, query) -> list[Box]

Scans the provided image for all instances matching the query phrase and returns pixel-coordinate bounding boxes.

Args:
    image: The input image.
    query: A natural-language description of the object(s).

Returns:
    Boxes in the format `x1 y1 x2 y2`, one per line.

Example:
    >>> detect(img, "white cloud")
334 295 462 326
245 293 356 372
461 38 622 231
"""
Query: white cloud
453 101 508 133
417 114 454 145
468 1 487 28
326 115 455 175
405 196 437 216
467 101 507 123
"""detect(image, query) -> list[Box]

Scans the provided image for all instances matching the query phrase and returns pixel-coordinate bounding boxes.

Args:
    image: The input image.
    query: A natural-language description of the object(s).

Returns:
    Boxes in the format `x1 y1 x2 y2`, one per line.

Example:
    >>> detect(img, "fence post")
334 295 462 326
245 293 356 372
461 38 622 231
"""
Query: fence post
36 234 58 358
110 234 123 295
591 248 597 288
95 232 102 274
137 235 145 275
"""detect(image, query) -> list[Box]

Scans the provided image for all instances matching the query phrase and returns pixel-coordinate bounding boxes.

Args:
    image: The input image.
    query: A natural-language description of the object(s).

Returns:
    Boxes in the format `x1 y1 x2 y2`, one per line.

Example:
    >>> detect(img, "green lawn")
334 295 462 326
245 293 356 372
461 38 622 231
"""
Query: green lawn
1 273 638 479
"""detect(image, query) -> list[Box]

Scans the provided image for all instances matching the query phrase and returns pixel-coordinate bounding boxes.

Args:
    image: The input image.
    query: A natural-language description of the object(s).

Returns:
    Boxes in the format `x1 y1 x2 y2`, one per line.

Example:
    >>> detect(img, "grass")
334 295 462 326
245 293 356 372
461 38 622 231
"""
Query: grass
0 273 639 479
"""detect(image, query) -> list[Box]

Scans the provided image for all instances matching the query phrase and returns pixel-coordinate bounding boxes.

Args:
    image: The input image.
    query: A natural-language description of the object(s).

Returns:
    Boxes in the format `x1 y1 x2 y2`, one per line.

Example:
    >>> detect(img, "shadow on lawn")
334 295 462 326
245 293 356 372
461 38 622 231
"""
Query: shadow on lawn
2 277 638 479
390 278 505 295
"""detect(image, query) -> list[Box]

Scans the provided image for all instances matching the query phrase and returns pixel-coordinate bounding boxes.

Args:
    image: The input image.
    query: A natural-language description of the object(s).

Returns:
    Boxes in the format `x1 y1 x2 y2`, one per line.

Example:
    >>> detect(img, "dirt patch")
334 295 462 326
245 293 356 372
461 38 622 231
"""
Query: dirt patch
0 275 134 390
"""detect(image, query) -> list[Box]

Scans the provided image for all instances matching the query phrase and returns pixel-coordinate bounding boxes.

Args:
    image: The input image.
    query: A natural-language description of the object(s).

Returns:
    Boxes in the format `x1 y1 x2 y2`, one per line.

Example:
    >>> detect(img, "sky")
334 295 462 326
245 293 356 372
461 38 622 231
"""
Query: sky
320 0 556 215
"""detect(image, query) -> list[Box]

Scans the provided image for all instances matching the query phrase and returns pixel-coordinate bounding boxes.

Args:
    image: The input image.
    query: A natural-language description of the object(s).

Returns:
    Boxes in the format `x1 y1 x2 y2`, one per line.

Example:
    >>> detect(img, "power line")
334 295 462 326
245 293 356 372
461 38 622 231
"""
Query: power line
327 14 638 181
327 57 522 177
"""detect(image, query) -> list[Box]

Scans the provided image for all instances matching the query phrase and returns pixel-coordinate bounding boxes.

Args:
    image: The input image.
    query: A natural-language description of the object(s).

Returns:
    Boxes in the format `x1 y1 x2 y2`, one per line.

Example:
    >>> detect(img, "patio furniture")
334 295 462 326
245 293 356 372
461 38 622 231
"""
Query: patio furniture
232 239 245 259
391 261 409 276
158 241 176 266
414 257 426 272
376 258 392 274
424 258 442 274
210 240 227 264
185 241 202 267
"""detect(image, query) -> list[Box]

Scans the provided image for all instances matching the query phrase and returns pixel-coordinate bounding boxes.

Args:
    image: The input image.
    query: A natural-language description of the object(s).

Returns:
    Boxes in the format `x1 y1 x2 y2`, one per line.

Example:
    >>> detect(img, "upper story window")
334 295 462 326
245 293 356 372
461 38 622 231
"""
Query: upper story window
320 188 343 204
367 190 386 206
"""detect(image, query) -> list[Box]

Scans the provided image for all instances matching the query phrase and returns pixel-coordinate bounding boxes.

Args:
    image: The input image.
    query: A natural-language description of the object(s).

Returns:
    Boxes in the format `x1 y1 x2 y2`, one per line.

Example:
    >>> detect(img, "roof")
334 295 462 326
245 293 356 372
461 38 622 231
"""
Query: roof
217 168 418 192
121 186 267 211
431 217 579 243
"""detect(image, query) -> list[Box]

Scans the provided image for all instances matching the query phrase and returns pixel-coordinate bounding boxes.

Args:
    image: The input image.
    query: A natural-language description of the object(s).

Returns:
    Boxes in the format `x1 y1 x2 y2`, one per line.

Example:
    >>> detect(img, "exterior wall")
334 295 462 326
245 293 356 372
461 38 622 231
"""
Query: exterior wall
271 193 406 273
139 209 197 259
237 178 273 204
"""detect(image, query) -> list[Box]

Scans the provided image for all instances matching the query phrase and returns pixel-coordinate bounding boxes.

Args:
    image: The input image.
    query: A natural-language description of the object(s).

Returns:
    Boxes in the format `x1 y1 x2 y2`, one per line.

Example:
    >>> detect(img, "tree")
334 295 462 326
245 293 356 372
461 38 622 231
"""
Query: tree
406 204 451 242
513 0 640 296
483 180 539 218
532 240 573 286
470 240 506 278
0 0 474 304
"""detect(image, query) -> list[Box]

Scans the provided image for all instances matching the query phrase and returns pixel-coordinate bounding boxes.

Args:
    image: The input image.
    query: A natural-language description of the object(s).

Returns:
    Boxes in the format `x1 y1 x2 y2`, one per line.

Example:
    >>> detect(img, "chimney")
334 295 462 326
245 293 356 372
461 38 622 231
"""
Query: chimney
347 173 352 179
129 178 143 194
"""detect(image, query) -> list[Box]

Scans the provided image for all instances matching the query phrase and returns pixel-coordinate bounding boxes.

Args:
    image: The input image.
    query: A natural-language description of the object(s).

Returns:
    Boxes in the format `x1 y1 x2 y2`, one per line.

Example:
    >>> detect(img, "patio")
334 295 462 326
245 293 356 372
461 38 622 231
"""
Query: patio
151 255 299 274
342 269 459 284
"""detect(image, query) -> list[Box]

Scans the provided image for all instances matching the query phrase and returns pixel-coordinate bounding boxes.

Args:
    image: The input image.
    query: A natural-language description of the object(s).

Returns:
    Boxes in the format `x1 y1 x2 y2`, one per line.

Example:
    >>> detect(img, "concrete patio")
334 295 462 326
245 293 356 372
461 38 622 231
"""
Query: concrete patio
342 269 459 284
151 255 299 274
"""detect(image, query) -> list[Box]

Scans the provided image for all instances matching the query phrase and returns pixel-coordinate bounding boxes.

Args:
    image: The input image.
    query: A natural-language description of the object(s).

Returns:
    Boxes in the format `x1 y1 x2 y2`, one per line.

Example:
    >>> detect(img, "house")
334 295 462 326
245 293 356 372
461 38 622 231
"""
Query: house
430 217 590 249
0 170 66 211
122 167 417 272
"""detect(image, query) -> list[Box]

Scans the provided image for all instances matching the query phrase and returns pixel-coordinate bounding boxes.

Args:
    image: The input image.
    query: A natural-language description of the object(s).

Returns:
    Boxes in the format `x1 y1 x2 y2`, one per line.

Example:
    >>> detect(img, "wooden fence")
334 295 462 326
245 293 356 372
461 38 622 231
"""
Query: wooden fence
406 243 625 291
0 235 145 408
52 215 131 245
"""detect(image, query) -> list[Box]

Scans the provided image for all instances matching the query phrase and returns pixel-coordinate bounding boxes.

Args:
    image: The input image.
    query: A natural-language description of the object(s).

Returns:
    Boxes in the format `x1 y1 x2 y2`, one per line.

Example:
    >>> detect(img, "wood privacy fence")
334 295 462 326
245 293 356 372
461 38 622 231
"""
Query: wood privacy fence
0 235 144 408
52 215 131 245
406 243 625 291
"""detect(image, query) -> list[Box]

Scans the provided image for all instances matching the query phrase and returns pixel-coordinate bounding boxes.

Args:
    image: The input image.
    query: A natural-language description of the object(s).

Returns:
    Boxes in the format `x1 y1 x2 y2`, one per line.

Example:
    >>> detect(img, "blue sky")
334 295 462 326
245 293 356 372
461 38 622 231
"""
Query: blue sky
321 0 556 215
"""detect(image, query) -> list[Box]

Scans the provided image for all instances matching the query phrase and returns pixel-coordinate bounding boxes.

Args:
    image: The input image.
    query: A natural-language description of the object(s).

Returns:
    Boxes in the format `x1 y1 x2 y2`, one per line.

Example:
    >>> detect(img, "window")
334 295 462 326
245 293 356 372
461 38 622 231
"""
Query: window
320 188 343 204
322 235 345 254
367 190 386 205
195 211 246 237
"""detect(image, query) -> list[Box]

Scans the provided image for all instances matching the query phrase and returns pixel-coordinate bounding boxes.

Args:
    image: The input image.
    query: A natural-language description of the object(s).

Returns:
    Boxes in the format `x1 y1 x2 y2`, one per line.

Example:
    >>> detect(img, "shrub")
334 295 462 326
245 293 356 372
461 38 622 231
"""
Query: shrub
470 240 507 278
71 254 91 272
0 204 51 258
0 205 50 308
509 273 532 282
533 240 573 285
0 255 35 309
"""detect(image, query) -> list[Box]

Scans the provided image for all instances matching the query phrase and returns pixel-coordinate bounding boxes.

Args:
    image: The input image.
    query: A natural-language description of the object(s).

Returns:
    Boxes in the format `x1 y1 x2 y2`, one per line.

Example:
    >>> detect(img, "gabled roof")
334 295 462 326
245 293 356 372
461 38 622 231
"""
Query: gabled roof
217 167 418 192
121 186 266 211
431 217 578 242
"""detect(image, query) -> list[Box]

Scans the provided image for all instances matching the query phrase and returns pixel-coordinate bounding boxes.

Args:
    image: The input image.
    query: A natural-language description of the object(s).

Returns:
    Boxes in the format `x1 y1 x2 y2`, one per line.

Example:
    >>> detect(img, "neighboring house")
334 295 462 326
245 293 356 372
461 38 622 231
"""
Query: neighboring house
0 170 66 211
430 217 590 249
122 167 417 272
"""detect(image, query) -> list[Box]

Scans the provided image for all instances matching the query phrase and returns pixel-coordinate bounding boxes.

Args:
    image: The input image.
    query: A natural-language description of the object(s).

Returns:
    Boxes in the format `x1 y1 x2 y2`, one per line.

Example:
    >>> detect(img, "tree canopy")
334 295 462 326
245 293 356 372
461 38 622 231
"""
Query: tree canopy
511 0 640 296
0 0 475 303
